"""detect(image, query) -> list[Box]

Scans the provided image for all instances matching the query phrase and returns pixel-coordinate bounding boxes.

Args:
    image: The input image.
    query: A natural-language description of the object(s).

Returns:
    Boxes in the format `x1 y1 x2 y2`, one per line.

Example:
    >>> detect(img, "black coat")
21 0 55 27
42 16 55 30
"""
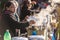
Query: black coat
20 4 30 21
2 10 29 36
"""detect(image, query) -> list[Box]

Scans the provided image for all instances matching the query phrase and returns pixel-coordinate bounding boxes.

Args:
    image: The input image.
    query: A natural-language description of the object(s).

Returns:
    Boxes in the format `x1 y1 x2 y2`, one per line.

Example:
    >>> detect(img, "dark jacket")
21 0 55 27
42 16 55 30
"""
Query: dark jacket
2 10 29 36
20 4 30 21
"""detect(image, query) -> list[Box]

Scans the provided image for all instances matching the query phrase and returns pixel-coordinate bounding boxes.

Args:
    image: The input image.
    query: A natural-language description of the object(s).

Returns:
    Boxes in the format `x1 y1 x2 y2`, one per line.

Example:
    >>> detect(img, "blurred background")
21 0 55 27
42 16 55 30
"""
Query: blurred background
0 0 60 40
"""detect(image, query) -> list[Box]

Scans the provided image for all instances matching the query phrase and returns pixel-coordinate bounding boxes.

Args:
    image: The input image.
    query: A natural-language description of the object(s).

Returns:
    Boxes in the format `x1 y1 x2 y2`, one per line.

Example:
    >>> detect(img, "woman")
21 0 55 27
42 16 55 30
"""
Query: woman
2 1 34 36
20 1 31 21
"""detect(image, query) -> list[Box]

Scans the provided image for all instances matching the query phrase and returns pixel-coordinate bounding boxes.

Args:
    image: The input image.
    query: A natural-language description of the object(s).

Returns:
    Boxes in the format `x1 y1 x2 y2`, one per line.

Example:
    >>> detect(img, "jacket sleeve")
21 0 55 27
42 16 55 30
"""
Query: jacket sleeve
3 14 29 29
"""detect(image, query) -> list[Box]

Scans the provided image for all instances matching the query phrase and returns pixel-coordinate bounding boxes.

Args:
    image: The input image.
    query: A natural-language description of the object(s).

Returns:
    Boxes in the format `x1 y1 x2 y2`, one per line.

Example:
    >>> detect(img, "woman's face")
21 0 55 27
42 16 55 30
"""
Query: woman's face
7 4 15 13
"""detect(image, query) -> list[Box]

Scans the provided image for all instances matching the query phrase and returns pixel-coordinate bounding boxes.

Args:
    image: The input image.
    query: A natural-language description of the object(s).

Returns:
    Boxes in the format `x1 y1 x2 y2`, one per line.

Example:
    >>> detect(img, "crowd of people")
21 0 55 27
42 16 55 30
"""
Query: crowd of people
1 0 60 40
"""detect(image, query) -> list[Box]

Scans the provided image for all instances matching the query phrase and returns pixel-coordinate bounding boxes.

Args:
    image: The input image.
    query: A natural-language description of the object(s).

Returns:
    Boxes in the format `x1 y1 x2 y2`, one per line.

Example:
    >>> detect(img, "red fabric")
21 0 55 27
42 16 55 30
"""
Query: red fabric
44 3 48 7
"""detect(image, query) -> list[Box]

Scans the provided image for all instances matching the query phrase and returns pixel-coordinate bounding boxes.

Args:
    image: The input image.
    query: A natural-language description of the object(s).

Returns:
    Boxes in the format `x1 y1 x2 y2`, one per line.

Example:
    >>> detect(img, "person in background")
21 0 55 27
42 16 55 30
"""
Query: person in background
2 1 35 36
20 1 31 21
38 0 49 9
31 0 39 10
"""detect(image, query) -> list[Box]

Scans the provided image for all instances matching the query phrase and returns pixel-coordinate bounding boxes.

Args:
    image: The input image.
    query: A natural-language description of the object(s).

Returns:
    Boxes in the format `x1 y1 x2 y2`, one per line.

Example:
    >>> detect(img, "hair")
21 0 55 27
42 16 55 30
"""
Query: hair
5 2 13 9
31 0 37 1
10 1 18 9
23 1 29 5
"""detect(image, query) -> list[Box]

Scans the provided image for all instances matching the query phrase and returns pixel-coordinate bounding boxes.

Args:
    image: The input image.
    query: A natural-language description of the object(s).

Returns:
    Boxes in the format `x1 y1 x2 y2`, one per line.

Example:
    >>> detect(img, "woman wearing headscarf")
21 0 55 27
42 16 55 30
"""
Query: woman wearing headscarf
2 1 34 36
10 0 20 22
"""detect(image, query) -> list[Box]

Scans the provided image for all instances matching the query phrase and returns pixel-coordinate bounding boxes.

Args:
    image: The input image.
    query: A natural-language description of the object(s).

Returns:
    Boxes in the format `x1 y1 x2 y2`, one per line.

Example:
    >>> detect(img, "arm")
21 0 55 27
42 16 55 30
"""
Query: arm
3 14 29 28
